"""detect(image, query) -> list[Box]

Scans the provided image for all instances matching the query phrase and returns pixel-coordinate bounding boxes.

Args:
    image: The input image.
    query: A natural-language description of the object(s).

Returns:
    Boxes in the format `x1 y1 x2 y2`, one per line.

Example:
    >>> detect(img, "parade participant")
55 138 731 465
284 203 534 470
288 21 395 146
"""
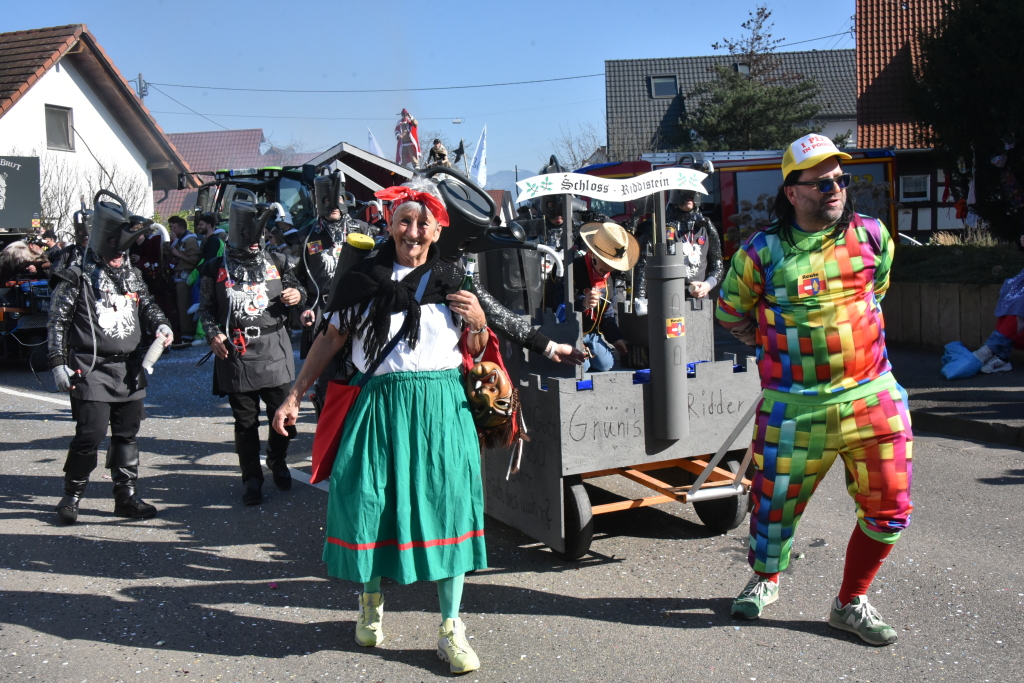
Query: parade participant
167 216 200 344
575 221 637 371
195 212 225 265
299 170 378 413
394 108 420 167
271 176 583 674
0 239 47 279
47 193 173 524
634 189 723 300
47 209 90 285
716 134 911 646
426 139 451 168
197 196 306 505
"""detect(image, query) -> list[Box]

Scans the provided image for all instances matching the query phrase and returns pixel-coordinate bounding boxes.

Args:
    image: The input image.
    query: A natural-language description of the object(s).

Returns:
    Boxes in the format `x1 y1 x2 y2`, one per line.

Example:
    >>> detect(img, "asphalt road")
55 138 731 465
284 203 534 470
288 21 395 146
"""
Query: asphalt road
1 342 1022 683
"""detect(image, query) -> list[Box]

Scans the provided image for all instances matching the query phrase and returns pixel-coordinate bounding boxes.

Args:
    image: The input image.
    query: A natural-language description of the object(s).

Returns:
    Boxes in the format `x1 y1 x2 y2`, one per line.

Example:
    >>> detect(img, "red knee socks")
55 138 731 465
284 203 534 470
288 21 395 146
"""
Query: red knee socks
838 525 894 605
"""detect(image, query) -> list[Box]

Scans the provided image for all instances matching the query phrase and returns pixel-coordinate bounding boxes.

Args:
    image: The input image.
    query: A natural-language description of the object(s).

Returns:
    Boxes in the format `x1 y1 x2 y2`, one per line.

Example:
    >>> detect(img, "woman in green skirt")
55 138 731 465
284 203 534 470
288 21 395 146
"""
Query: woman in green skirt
273 177 582 674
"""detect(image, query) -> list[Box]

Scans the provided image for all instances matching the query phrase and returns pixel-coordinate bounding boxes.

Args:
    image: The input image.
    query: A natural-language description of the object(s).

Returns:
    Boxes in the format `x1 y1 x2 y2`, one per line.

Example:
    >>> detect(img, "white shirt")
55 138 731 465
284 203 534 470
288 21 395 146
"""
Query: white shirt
331 262 462 375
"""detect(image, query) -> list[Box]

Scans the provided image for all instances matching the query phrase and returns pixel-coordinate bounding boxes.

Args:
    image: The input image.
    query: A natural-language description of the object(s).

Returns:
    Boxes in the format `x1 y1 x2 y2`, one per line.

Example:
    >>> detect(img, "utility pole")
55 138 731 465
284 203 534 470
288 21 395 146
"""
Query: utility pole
135 73 149 100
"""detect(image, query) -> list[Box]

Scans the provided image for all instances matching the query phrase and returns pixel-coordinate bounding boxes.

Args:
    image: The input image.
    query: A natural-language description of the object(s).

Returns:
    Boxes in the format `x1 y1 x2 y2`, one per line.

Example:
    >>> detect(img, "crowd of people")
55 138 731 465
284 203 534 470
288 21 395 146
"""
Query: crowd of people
39 133 1024 672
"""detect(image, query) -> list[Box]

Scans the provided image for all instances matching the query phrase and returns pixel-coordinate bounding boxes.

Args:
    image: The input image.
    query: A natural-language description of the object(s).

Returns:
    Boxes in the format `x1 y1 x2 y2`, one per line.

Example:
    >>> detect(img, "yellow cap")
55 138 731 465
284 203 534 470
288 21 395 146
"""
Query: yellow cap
781 134 852 179
346 232 376 250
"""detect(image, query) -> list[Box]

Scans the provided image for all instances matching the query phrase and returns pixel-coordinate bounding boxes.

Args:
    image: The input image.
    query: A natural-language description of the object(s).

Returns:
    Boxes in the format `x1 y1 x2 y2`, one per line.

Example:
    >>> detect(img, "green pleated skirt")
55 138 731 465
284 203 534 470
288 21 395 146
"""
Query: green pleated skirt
322 368 487 585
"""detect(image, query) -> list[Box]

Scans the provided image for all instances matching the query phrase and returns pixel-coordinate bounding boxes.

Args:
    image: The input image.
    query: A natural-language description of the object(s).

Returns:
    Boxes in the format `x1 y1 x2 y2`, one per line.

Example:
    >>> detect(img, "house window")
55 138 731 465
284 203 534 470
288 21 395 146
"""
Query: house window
45 105 75 151
900 175 930 201
650 75 678 98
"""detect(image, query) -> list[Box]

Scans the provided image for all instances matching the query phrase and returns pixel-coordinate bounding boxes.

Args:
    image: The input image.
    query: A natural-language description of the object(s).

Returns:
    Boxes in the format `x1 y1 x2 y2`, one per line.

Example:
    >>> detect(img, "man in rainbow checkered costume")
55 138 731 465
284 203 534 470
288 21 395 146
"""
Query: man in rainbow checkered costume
716 134 912 646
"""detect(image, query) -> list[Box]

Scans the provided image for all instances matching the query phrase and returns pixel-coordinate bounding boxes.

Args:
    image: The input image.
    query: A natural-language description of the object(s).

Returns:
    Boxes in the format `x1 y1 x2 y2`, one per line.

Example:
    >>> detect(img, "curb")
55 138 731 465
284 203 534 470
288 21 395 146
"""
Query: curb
910 409 1024 449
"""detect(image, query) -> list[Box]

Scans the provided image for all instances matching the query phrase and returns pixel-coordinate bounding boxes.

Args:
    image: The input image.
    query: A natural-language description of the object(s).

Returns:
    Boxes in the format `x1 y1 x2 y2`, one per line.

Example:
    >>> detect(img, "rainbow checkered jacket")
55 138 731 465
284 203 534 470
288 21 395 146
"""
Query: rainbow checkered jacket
716 214 894 398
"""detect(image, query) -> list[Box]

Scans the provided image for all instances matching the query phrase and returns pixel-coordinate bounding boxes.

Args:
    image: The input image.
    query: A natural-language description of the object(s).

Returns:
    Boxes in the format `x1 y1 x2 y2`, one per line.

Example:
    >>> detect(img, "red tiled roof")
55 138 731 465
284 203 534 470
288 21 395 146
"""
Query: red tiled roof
856 0 945 149
0 24 193 191
0 24 81 116
167 129 264 171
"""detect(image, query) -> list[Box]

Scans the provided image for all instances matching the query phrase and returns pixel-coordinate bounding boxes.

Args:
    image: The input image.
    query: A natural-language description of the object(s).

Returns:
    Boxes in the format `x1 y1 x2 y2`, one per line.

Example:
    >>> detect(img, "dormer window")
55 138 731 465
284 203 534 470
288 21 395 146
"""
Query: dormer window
650 75 678 98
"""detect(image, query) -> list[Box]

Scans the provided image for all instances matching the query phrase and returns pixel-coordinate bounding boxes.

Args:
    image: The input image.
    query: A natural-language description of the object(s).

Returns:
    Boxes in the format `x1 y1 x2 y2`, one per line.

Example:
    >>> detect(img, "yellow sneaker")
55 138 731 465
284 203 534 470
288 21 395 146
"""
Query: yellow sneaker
355 591 384 646
437 617 480 674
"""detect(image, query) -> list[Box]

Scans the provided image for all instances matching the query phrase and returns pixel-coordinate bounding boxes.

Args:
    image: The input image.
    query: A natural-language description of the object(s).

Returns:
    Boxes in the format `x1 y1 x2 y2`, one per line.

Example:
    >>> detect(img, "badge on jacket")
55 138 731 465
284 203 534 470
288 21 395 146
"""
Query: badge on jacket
266 265 281 280
307 240 323 255
799 271 829 297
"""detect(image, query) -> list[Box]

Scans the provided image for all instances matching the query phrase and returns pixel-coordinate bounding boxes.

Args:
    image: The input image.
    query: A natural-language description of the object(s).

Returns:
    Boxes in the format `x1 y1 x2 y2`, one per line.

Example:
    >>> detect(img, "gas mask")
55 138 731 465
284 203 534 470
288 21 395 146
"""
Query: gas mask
314 170 347 219
87 190 149 261
466 361 515 431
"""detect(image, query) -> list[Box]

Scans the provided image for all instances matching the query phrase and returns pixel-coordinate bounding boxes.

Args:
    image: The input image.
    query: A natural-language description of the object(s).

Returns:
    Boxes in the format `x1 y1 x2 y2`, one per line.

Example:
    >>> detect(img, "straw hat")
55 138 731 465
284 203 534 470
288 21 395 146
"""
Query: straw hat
580 221 639 271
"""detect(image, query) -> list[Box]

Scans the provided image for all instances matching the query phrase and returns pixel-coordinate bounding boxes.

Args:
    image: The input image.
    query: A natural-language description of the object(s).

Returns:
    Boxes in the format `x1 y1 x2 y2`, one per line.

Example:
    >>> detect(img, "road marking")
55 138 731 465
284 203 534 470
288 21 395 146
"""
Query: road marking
0 386 71 408
287 466 329 492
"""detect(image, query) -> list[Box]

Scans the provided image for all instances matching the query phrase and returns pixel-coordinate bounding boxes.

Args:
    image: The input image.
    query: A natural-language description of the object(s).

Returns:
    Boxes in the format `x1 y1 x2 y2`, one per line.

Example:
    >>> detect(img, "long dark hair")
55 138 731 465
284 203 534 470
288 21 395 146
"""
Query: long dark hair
768 168 856 247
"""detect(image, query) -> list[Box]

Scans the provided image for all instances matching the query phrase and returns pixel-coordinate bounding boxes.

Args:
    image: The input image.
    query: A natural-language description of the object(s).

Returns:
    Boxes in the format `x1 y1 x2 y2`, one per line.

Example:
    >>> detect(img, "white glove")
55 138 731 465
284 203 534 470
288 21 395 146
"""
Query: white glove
155 324 173 340
52 365 75 392
633 298 648 316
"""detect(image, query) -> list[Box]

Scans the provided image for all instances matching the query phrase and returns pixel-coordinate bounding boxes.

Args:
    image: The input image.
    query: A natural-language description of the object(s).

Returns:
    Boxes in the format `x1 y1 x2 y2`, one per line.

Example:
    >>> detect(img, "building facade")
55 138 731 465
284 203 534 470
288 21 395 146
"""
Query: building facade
0 25 191 234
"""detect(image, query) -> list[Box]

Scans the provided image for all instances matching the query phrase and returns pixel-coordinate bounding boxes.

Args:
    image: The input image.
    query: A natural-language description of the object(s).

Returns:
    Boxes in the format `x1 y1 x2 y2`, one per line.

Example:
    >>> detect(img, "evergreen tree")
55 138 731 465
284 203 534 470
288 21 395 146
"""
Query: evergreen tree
681 5 822 151
914 0 1024 241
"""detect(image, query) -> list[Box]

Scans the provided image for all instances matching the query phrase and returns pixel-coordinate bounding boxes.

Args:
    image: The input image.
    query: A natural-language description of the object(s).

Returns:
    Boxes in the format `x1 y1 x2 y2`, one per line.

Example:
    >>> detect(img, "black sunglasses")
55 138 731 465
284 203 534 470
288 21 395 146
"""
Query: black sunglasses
791 173 852 193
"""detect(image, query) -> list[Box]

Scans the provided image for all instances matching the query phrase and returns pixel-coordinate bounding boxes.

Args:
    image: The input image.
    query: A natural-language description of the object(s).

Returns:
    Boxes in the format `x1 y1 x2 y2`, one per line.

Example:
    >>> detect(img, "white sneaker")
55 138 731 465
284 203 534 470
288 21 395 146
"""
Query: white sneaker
437 617 480 673
981 357 1012 373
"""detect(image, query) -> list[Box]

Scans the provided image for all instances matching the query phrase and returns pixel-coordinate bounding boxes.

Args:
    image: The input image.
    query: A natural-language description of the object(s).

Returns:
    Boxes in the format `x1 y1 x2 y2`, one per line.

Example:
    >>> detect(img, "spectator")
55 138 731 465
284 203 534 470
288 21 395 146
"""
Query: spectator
167 216 200 344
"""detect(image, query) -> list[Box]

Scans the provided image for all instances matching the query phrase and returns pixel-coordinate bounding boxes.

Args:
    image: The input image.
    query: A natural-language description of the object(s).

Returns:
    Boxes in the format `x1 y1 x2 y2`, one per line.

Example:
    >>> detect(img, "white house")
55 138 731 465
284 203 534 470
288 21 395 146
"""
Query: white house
0 24 192 234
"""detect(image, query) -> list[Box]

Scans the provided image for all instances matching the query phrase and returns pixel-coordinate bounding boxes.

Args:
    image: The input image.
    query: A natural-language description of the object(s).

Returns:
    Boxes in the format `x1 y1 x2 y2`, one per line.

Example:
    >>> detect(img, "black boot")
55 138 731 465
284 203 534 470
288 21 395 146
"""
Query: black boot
111 467 157 518
56 476 88 525
267 452 292 491
107 442 156 519
242 477 264 506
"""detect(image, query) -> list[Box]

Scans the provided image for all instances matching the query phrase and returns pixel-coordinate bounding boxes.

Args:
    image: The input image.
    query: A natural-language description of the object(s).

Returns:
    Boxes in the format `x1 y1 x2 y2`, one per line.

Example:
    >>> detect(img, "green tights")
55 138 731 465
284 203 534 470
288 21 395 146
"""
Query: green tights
363 574 464 620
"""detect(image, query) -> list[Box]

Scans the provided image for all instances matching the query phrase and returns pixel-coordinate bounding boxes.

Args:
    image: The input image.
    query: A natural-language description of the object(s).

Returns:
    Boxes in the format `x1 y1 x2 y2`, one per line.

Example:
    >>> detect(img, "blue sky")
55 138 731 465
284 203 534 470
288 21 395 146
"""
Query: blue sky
6 0 855 175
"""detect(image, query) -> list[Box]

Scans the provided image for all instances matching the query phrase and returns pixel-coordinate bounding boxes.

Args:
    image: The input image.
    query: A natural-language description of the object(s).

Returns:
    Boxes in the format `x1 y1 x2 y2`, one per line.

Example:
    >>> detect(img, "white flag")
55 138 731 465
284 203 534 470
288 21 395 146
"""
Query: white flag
470 125 487 187
367 128 386 158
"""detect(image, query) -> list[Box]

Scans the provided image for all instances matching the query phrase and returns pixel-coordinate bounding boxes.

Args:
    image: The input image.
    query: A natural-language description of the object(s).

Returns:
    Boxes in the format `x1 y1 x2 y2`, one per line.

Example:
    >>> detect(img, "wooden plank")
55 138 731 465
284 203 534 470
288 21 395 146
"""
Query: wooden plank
618 468 687 501
959 284 982 350
592 495 674 515
937 283 961 347
978 284 1001 345
902 282 922 347
883 282 903 343
674 458 745 482
919 283 942 350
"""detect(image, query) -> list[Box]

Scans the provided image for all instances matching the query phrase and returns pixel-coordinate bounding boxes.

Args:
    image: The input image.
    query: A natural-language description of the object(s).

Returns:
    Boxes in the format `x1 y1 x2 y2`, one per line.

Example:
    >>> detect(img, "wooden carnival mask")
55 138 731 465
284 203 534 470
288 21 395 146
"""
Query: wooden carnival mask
466 361 514 430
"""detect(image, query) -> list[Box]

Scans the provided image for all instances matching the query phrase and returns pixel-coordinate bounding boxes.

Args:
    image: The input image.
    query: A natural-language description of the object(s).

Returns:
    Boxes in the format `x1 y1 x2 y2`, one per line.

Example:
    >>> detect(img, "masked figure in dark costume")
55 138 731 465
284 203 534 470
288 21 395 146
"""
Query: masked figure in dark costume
47 194 173 524
634 189 723 300
300 170 380 414
47 209 91 287
198 196 306 505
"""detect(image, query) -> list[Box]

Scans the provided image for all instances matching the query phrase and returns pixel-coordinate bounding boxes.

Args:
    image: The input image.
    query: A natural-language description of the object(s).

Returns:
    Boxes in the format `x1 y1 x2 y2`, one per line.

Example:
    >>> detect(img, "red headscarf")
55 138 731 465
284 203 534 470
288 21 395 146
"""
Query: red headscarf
375 186 450 227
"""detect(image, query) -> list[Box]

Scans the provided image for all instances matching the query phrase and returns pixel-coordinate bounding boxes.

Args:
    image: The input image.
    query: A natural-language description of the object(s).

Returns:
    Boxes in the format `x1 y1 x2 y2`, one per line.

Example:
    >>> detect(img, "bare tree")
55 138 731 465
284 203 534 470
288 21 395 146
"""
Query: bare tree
711 5 784 81
83 160 151 217
549 122 605 170
39 152 80 240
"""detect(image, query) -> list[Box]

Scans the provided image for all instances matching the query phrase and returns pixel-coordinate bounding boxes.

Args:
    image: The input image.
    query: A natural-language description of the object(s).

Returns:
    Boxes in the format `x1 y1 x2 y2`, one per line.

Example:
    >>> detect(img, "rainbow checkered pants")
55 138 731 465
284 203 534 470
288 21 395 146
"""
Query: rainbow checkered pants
747 386 913 574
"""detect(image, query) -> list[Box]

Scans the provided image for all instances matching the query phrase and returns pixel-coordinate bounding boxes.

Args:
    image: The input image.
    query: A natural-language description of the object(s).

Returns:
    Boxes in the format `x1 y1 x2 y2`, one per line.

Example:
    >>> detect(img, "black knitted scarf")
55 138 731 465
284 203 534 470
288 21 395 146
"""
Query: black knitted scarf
332 239 461 367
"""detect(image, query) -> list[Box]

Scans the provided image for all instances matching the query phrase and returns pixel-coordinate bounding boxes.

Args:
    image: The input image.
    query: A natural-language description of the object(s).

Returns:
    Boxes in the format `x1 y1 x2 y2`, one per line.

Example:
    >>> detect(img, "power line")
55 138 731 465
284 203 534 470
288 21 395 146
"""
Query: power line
148 83 229 130
147 99 604 125
775 31 853 48
147 73 604 94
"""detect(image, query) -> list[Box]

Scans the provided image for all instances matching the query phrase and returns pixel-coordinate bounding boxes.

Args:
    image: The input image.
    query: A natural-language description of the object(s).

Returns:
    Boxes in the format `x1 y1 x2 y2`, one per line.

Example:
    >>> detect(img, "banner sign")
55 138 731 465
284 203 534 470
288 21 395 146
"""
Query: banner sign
0 156 42 230
516 167 707 203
